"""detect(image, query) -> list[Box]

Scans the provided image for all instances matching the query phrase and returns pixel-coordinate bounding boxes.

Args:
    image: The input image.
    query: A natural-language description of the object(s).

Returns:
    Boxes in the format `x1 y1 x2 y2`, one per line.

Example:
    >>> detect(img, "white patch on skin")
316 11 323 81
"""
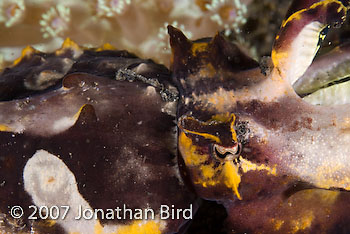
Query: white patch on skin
145 86 156 96
285 125 350 190
161 101 177 116
52 116 76 132
134 63 149 74
23 150 167 233
192 76 294 112
23 150 103 233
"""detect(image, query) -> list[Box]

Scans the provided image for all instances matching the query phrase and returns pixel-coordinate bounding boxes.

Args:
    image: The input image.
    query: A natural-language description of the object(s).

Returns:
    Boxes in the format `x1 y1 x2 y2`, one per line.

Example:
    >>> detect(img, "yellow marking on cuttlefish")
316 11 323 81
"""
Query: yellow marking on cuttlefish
96 43 116 51
197 157 278 200
222 161 242 200
275 0 346 75
229 114 237 142
39 219 56 227
0 124 12 132
73 104 89 120
290 211 314 234
180 113 238 144
271 49 289 70
271 218 285 231
281 0 345 28
238 156 277 176
195 166 220 188
93 220 162 234
13 46 37 66
200 164 216 179
312 162 350 191
56 38 82 56
199 63 216 78
194 162 242 200
72 104 96 125
191 42 208 55
179 132 208 166
211 112 232 122
179 113 244 200
179 130 240 199
183 129 222 143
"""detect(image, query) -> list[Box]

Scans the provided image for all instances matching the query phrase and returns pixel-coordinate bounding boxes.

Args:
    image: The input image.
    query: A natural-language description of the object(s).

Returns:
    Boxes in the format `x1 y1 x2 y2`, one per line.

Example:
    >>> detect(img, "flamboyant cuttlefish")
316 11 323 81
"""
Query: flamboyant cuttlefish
171 0 350 233
1 0 350 233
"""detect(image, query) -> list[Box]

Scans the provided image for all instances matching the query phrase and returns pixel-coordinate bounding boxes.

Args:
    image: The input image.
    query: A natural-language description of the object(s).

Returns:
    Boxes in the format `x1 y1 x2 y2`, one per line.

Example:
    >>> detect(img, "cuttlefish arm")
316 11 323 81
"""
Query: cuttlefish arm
294 42 350 106
293 42 350 96
271 0 347 86
171 0 350 233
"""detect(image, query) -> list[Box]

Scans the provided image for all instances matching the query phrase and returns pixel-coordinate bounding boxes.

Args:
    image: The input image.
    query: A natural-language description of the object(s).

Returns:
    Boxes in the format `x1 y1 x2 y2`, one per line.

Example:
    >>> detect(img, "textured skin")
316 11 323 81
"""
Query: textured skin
171 0 350 233
0 45 196 233
2 0 350 233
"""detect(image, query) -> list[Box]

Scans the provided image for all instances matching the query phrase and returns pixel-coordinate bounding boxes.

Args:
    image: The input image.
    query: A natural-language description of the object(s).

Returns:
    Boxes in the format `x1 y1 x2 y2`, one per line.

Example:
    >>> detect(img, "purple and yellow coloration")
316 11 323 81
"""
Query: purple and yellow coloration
2 0 350 233
171 0 350 233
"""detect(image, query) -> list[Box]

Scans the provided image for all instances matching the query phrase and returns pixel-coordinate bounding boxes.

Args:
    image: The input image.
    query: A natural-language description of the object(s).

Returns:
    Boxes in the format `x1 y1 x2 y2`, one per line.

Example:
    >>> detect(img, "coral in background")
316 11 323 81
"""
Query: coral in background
0 0 260 68
40 4 71 39
0 0 25 27
96 0 132 16
3 0 326 69
206 0 248 36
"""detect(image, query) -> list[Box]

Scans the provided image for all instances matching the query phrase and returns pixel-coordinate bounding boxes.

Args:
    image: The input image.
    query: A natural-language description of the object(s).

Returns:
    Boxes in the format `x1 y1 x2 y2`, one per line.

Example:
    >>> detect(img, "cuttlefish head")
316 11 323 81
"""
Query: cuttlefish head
178 113 243 201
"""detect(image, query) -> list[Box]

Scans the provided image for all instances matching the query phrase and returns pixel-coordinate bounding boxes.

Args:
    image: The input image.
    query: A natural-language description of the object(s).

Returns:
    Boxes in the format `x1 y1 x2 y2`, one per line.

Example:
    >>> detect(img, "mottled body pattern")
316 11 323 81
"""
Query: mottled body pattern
0 42 196 233
171 0 350 233
2 0 350 234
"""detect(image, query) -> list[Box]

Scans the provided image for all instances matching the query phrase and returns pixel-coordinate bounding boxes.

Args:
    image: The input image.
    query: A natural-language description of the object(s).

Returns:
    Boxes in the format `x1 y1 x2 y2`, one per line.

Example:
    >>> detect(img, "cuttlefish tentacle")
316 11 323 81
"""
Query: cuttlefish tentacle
294 42 350 96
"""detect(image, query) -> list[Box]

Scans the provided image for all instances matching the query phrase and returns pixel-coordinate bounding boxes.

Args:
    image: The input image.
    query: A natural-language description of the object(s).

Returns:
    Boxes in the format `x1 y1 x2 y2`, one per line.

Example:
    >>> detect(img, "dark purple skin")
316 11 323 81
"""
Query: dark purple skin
0 46 196 233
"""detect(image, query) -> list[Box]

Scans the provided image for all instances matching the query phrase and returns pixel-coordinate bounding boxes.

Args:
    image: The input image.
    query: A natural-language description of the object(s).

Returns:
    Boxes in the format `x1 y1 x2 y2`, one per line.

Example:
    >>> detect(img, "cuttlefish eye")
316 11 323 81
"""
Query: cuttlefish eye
178 113 244 200
212 144 241 160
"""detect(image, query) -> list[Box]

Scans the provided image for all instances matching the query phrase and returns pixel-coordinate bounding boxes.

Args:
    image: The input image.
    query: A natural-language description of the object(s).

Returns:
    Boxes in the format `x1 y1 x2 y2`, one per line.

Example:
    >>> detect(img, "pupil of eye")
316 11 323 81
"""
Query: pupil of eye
214 146 231 159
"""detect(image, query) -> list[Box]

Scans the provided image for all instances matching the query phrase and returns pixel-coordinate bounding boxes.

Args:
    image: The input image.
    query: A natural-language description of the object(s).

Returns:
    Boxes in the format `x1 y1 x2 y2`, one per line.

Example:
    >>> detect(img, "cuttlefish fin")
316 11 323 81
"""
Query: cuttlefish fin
272 0 347 85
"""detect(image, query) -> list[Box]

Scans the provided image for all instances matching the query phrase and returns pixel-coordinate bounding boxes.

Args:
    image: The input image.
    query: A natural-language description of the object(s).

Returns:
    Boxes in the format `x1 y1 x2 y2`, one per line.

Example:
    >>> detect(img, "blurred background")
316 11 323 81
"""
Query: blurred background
0 0 295 69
